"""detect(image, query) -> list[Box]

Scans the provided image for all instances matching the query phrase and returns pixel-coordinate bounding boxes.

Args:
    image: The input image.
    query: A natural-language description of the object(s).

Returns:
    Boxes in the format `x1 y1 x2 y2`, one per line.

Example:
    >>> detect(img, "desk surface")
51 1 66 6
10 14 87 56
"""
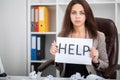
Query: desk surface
1 76 116 80
7 76 69 80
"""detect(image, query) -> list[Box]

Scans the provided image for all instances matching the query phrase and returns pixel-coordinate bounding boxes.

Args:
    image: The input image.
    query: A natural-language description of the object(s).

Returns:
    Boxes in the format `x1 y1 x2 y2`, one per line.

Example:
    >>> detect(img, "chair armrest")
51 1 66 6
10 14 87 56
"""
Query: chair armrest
37 59 54 72
102 64 120 78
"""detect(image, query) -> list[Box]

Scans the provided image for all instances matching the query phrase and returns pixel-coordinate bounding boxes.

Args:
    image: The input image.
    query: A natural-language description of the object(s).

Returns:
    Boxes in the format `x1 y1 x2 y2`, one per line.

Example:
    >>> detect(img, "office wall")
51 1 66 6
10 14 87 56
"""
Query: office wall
0 0 27 75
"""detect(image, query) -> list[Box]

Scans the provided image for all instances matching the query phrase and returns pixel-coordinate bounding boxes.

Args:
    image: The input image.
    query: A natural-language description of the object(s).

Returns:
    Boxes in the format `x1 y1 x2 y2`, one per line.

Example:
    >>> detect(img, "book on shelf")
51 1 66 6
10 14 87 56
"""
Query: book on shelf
34 6 39 32
31 6 50 32
36 35 45 60
31 34 46 60
31 6 35 32
31 34 37 60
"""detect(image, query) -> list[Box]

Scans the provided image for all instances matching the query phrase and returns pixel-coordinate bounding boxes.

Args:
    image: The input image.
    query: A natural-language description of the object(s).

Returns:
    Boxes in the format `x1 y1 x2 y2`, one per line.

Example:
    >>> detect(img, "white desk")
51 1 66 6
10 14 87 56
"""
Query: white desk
5 76 69 80
1 76 116 80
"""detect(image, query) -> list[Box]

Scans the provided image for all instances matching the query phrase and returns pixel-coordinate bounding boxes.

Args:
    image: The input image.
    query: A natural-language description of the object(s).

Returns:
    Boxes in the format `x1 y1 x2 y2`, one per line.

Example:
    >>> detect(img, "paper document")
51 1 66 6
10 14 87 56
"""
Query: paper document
55 37 92 65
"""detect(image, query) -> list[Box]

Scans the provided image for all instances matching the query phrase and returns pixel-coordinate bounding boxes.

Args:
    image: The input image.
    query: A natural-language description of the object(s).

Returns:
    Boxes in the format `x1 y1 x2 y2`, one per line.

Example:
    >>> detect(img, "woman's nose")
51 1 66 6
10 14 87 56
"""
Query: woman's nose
76 13 81 18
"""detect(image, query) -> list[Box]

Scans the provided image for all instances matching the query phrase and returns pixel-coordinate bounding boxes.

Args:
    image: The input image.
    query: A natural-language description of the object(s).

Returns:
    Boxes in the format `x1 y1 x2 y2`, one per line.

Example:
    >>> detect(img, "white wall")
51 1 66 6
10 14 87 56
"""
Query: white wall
0 0 27 75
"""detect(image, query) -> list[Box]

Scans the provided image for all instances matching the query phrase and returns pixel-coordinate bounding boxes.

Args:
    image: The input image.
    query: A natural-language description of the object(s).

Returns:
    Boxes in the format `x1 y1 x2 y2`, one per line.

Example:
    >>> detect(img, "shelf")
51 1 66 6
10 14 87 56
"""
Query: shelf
57 5 67 34
88 2 115 4
28 0 119 75
31 59 48 63
31 32 56 35
57 0 115 5
39 0 56 3
29 0 56 5
117 0 120 3
87 0 115 2
57 0 70 4
117 4 120 33
90 4 115 21
87 0 115 4
30 3 56 6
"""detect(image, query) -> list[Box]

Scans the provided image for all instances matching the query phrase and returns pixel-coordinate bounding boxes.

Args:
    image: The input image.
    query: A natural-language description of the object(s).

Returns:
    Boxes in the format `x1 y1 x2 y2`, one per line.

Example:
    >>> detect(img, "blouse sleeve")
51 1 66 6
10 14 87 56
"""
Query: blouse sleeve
94 31 109 71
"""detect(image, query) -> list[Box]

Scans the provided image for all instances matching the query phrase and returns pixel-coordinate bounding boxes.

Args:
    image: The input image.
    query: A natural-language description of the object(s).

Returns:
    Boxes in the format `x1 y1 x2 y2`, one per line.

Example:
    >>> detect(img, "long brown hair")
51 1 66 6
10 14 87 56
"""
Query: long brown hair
58 0 98 39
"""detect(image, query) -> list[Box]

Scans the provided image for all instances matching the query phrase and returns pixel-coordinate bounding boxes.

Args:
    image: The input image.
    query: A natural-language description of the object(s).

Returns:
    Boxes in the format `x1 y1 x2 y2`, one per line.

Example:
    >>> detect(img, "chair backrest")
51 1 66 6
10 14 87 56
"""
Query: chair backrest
95 17 119 66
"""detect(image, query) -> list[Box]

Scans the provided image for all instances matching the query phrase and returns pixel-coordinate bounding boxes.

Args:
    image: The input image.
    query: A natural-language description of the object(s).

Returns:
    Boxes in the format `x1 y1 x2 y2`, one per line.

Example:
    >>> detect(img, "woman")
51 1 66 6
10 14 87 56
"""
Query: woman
50 0 109 78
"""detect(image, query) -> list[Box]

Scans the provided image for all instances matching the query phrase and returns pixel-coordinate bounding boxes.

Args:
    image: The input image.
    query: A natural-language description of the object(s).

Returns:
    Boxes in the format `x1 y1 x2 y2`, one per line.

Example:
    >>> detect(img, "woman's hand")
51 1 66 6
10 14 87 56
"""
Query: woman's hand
90 47 99 63
50 40 58 56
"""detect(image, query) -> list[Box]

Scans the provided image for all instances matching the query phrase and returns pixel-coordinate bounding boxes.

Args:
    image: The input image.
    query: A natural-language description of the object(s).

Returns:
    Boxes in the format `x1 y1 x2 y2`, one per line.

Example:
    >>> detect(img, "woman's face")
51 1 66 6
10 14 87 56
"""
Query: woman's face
70 4 86 27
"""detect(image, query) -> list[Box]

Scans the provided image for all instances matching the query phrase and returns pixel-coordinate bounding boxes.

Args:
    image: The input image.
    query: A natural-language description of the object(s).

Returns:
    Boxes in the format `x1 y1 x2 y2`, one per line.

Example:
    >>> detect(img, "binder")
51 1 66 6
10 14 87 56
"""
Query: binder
38 6 50 32
31 6 34 32
36 35 45 60
34 6 39 32
31 34 37 60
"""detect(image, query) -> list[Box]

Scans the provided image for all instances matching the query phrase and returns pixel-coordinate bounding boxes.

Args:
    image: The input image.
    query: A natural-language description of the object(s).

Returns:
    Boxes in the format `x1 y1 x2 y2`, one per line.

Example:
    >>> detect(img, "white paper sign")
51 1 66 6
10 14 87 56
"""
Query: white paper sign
55 37 93 65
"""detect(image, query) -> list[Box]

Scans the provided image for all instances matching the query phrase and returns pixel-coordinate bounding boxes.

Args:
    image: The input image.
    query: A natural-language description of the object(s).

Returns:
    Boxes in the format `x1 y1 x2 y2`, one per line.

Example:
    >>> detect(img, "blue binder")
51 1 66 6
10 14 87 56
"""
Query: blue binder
31 34 37 60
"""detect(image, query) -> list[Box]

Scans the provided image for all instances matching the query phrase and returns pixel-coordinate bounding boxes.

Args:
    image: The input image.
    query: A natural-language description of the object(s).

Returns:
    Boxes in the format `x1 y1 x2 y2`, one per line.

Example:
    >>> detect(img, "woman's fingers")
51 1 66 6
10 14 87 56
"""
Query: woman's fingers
50 40 58 55
90 47 99 63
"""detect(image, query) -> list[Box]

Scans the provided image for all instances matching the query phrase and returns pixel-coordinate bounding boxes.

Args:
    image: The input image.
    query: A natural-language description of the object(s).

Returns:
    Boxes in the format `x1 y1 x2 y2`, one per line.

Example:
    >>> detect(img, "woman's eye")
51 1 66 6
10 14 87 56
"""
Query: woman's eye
71 11 76 14
71 10 85 15
80 11 85 15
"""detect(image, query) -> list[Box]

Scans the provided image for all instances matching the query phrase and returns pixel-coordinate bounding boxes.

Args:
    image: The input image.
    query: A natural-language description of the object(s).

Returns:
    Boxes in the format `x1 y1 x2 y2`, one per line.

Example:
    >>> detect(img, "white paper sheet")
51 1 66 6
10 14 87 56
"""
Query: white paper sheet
55 37 93 65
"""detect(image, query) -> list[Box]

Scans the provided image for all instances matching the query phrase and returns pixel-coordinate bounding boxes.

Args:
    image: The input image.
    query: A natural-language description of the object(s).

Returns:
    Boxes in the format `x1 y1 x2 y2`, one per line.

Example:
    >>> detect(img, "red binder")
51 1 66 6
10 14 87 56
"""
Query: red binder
34 6 39 32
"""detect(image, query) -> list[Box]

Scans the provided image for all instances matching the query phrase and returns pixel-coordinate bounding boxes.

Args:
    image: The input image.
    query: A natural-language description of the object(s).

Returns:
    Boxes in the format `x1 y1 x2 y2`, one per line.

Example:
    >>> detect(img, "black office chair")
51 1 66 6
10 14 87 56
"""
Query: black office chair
37 17 120 79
